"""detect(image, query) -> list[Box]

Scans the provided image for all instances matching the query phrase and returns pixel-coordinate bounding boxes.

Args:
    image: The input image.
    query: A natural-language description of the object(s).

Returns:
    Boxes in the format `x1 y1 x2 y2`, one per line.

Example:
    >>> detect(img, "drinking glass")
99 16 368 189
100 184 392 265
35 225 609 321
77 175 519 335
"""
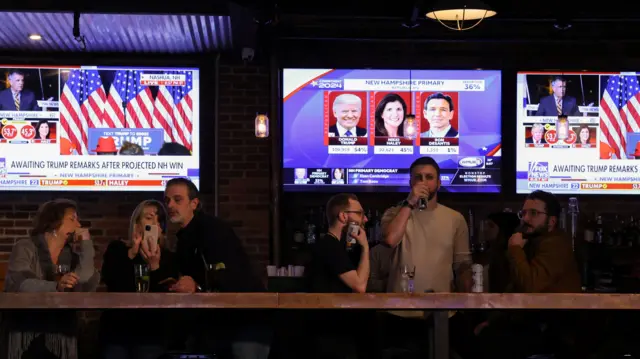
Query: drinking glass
401 265 416 293
55 264 71 292
134 264 150 293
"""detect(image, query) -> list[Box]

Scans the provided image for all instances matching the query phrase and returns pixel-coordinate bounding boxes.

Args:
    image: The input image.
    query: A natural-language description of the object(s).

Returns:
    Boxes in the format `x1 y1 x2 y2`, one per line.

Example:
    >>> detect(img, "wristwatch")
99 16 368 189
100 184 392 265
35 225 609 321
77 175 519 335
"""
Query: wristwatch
400 199 415 210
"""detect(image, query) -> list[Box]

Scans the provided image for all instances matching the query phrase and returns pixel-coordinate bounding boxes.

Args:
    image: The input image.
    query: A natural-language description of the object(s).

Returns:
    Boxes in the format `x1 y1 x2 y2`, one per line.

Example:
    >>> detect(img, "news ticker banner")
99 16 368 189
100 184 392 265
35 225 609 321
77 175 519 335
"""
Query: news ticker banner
0 156 199 191
284 156 500 187
517 160 640 194
327 136 460 155
0 111 59 120
523 105 600 115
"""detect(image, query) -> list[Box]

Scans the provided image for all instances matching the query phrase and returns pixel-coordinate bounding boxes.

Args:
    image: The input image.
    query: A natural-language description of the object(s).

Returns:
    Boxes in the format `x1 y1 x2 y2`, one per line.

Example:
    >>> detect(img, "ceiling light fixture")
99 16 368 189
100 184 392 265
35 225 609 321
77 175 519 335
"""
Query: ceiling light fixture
28 34 42 40
426 0 496 31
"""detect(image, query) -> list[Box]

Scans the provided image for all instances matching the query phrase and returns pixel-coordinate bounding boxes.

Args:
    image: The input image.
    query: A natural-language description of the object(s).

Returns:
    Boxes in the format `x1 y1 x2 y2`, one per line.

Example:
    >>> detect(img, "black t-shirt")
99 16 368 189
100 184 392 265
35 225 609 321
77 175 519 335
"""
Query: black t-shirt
308 233 359 293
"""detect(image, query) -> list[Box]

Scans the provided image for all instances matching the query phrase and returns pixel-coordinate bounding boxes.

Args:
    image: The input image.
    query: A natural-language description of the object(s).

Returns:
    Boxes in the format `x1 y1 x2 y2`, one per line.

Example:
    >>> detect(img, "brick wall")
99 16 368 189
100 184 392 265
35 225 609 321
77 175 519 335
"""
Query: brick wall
0 62 273 269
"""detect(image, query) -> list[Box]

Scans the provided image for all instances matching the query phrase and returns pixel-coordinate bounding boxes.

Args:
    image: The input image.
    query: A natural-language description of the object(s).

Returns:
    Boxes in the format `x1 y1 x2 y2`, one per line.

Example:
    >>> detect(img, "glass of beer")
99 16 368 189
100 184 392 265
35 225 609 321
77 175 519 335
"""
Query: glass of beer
134 264 150 293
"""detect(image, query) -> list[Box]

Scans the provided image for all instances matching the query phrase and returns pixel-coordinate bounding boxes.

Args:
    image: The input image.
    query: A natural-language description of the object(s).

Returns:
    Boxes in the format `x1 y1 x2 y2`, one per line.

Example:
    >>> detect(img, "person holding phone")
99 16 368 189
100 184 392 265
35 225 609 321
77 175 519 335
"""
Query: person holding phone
99 199 178 359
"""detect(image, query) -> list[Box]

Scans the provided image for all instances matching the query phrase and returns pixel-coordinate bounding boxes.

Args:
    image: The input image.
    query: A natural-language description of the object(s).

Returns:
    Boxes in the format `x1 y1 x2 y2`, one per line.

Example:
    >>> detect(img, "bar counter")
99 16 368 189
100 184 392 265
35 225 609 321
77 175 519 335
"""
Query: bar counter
0 292 639 310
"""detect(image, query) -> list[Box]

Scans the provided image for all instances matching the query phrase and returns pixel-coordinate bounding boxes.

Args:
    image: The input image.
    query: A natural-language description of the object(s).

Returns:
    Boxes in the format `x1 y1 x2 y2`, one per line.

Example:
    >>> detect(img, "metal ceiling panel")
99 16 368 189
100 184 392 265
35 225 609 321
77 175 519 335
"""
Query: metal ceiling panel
0 12 233 53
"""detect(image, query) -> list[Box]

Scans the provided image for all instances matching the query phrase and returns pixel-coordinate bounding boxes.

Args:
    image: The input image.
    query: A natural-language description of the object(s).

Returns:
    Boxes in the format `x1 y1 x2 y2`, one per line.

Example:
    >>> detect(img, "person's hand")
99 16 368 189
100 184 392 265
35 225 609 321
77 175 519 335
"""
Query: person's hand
141 239 161 271
474 320 489 336
128 229 143 260
56 272 79 292
170 276 197 293
350 226 369 248
407 182 430 207
74 228 91 241
508 232 527 248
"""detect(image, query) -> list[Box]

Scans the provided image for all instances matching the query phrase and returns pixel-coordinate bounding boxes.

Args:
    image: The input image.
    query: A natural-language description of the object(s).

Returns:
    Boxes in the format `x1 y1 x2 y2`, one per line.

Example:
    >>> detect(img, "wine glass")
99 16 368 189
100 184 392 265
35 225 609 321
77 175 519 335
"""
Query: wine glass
134 264 150 293
54 264 71 291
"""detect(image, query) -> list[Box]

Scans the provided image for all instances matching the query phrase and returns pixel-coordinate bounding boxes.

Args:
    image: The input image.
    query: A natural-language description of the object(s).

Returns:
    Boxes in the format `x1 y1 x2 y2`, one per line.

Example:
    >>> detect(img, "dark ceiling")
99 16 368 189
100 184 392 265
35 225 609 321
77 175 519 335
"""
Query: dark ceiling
2 0 640 54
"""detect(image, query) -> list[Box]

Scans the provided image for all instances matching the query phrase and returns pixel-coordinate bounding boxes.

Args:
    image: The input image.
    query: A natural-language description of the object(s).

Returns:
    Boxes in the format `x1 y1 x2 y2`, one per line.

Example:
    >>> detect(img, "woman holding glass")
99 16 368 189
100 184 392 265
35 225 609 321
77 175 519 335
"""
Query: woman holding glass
374 93 407 138
100 199 178 359
0 199 100 359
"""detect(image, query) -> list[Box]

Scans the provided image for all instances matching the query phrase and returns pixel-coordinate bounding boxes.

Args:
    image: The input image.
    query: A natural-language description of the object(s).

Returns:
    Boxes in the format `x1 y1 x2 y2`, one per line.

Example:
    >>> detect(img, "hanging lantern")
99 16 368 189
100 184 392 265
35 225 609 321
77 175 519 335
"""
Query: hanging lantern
403 114 417 140
255 113 269 138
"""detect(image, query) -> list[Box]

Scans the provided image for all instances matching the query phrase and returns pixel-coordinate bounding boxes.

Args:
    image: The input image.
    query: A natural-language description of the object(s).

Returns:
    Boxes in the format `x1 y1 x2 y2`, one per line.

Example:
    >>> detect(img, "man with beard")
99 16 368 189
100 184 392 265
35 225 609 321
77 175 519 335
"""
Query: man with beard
306 193 369 359
507 190 581 293
378 156 471 357
475 190 581 359
164 178 271 359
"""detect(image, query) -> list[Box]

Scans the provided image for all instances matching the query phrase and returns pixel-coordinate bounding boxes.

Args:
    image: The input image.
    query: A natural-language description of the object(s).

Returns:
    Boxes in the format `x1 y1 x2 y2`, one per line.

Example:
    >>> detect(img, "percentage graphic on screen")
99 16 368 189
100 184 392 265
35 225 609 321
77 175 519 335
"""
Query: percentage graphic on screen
464 83 481 90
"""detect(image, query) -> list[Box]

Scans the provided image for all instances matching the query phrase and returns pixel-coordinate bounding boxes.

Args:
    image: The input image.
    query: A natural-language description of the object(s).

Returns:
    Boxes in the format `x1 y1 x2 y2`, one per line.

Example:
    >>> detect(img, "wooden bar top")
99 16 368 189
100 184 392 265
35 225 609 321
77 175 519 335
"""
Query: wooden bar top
0 293 279 309
0 292 639 310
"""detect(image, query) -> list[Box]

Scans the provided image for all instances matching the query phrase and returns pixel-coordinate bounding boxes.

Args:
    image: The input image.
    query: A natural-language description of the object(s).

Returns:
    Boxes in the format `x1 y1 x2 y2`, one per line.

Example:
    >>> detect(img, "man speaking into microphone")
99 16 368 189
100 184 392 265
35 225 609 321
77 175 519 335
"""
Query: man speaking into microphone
507 190 581 293
0 69 41 111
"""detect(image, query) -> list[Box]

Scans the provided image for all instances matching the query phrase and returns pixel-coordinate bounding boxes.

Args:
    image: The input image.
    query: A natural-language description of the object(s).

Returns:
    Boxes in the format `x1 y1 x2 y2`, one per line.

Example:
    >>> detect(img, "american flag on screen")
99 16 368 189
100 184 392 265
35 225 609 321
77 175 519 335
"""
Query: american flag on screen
152 70 194 150
59 69 107 155
600 74 640 159
102 70 155 129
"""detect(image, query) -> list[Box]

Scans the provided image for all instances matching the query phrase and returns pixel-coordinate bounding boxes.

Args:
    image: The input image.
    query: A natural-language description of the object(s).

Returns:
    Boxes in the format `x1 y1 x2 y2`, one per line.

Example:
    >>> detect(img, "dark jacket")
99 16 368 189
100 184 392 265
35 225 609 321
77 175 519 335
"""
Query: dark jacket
507 230 582 293
176 211 264 292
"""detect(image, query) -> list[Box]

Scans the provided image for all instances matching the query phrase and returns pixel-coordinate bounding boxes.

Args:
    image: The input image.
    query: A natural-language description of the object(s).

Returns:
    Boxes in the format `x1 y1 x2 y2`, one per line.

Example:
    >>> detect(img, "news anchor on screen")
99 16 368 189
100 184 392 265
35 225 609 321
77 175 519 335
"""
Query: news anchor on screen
420 92 458 138
535 76 580 116
328 93 367 137
526 123 547 144
0 69 40 111
374 93 406 137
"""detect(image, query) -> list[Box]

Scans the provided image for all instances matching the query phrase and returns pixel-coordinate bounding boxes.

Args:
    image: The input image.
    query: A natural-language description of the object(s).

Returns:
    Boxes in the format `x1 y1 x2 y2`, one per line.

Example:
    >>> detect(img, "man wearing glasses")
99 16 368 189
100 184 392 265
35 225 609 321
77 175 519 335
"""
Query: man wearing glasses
475 190 581 358
508 190 581 293
307 193 370 359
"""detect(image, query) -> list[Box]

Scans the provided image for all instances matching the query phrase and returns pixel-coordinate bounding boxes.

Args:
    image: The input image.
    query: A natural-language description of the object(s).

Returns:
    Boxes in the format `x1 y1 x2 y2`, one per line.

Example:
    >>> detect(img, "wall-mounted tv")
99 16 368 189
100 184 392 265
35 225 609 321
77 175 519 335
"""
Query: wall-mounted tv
282 69 502 193
0 65 200 191
516 71 640 195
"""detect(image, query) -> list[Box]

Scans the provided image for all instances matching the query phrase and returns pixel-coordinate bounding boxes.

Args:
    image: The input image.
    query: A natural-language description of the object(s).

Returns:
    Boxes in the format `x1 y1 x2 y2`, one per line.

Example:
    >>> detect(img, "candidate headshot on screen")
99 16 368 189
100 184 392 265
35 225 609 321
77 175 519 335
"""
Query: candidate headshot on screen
535 76 580 116
420 92 458 138
294 168 307 180
526 123 547 144
577 125 591 147
556 119 569 141
0 69 41 111
35 120 50 140
374 93 406 137
328 93 367 137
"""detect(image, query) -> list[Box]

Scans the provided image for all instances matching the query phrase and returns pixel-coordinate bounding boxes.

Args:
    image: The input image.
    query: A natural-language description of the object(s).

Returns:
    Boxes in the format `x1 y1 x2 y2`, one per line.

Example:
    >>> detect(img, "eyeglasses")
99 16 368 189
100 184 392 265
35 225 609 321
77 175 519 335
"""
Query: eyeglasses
517 209 547 219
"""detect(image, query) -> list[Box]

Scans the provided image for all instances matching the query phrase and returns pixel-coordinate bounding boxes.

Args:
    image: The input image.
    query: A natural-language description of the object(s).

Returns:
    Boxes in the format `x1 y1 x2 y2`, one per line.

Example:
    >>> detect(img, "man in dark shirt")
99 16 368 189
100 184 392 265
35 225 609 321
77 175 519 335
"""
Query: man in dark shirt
164 178 270 359
307 193 370 359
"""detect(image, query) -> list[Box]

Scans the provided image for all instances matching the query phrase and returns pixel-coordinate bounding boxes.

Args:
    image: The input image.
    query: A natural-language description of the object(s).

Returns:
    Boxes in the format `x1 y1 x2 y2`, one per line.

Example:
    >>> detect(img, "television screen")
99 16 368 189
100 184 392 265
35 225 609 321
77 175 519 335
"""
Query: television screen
516 71 640 194
0 65 199 191
282 69 502 192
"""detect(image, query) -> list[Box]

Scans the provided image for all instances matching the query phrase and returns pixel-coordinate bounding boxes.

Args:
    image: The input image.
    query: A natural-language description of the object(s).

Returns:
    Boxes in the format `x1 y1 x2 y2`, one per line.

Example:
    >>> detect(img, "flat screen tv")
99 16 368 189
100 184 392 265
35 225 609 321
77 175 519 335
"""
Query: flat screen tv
282 69 502 193
0 65 200 191
515 71 640 195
